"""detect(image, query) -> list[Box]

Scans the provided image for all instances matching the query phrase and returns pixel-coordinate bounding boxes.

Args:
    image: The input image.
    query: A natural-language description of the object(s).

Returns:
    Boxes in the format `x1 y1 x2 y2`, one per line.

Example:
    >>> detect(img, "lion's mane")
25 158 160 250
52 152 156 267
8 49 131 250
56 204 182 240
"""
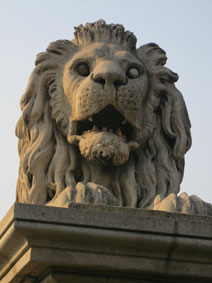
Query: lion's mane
16 20 191 208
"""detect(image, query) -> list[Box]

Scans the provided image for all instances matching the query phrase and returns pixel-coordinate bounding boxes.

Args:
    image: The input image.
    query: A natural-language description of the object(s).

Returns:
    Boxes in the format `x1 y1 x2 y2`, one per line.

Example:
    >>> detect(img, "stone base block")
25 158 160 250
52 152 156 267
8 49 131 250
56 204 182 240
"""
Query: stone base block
0 203 212 282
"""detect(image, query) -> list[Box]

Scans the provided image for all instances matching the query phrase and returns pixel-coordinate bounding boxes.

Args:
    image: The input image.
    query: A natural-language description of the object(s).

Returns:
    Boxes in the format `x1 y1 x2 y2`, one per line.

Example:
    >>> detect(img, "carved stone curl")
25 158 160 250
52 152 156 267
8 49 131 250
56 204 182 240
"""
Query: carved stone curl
16 19 212 215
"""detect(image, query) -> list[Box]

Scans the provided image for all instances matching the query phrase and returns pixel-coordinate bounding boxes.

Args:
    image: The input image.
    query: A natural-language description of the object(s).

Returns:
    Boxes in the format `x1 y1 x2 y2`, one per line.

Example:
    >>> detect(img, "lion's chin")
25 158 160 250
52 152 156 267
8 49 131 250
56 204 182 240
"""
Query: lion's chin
69 131 139 166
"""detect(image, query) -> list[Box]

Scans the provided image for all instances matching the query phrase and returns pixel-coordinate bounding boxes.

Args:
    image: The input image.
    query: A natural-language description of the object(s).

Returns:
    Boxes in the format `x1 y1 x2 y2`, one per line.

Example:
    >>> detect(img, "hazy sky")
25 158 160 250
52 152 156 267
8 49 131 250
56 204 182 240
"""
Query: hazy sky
0 0 212 220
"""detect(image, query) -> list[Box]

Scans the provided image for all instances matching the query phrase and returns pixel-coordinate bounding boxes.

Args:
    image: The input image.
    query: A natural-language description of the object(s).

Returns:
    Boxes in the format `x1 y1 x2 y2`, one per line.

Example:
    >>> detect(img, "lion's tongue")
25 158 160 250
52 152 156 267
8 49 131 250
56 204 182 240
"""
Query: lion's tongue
68 126 139 156
78 131 130 165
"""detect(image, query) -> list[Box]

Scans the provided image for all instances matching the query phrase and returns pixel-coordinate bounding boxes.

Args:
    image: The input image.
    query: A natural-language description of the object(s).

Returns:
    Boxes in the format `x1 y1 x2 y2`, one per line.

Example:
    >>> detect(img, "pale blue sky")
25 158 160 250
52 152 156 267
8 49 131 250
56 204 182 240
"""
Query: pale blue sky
0 0 212 219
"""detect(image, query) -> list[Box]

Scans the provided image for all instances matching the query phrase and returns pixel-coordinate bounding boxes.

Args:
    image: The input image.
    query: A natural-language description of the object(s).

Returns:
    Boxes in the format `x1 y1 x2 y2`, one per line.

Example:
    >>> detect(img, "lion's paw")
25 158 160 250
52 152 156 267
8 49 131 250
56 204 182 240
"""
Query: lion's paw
74 182 118 206
47 182 118 207
149 192 212 215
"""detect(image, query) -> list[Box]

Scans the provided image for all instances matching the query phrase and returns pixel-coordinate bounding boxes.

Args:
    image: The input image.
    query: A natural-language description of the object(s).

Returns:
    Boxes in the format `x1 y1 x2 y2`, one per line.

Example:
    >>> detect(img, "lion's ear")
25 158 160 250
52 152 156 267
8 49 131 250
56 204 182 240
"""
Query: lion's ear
161 85 192 160
136 43 167 67
136 43 191 160
152 67 191 160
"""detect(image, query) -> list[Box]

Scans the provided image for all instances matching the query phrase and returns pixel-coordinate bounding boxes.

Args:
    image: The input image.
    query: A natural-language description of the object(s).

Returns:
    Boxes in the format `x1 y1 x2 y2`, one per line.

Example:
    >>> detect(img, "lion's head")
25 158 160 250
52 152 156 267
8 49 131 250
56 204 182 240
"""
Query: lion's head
16 20 191 208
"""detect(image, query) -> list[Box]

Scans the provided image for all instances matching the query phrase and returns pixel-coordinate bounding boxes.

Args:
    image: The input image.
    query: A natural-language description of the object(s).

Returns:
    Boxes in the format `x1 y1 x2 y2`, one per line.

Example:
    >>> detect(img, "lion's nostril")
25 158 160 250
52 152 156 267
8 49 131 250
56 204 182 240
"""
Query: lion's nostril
114 80 122 89
93 68 127 88
95 78 106 85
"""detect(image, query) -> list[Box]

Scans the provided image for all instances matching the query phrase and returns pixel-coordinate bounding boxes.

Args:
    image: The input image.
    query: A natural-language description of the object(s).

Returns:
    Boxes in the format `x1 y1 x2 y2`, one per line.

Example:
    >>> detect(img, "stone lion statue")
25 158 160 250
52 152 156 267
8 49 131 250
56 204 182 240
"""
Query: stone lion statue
16 19 212 215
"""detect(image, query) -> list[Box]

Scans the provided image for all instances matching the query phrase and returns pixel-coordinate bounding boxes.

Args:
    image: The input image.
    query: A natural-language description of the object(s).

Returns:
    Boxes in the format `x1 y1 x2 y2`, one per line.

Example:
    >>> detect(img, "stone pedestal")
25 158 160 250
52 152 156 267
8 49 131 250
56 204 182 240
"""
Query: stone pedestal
0 203 212 282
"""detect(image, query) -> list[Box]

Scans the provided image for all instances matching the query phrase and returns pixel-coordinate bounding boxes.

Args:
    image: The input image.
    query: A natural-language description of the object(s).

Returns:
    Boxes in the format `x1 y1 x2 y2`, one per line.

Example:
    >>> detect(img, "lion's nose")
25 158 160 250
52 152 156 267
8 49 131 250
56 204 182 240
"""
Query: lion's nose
93 61 127 88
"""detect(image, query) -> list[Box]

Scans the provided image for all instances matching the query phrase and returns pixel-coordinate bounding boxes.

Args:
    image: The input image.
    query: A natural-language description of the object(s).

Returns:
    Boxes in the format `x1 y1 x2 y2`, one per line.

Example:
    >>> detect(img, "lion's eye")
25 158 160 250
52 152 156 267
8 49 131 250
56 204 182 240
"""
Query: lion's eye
76 63 90 77
126 67 140 79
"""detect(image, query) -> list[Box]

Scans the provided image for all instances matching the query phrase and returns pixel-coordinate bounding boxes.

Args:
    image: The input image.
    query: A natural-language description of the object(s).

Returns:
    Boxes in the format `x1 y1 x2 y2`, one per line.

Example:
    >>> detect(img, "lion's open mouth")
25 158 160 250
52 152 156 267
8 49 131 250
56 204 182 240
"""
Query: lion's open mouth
68 105 139 165
76 105 133 141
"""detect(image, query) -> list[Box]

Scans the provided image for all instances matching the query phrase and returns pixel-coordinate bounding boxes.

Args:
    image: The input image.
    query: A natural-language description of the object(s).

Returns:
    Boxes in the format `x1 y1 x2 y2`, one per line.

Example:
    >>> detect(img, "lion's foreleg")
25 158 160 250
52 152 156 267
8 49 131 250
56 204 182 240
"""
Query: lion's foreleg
47 182 118 207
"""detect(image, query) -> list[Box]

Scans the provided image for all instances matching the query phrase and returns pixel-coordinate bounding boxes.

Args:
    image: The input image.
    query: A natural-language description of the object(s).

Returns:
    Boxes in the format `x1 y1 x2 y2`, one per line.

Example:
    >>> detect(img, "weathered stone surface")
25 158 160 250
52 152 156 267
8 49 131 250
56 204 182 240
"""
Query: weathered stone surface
1 203 212 282
41 273 146 283
15 19 212 214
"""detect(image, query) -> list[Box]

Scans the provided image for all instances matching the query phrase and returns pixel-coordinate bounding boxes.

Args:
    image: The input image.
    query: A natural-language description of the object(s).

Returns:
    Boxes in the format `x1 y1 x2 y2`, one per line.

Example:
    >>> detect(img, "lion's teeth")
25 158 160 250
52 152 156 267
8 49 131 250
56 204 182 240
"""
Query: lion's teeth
128 141 139 150
83 130 91 134
116 128 122 136
92 125 98 132
69 121 78 135
102 151 107 157
88 117 93 122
